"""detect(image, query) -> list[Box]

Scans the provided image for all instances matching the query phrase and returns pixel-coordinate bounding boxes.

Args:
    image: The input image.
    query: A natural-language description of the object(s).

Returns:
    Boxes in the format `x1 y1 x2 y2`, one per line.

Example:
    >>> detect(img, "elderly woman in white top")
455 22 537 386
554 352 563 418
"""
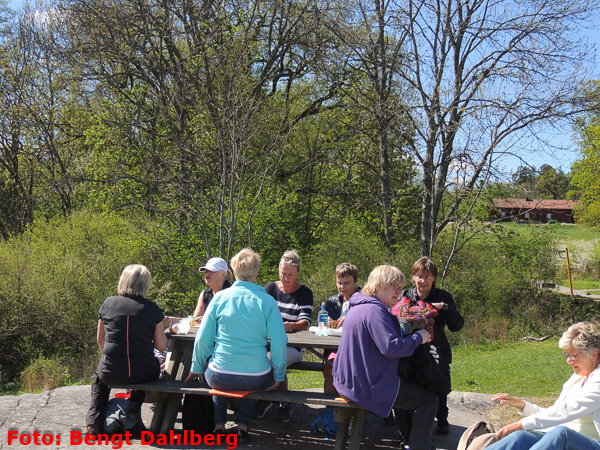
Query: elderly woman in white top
487 322 600 450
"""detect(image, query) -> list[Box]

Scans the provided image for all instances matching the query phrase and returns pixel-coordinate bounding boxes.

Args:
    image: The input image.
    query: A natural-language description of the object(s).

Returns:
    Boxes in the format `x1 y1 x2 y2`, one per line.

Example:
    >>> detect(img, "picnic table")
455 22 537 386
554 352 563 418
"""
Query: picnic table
149 329 343 433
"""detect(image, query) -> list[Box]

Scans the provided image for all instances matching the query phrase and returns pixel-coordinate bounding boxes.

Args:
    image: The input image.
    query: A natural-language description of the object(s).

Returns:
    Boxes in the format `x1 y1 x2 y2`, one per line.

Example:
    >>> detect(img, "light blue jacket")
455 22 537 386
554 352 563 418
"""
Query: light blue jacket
190 280 288 382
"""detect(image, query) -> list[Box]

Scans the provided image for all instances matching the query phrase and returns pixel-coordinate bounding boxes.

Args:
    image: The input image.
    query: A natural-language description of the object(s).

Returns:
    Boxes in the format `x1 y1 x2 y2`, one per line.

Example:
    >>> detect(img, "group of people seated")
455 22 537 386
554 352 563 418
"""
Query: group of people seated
84 249 600 450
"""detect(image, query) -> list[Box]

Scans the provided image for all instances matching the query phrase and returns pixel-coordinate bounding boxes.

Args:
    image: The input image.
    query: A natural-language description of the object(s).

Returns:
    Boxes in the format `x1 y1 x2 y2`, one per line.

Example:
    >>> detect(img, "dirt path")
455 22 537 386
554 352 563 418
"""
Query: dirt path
552 284 600 300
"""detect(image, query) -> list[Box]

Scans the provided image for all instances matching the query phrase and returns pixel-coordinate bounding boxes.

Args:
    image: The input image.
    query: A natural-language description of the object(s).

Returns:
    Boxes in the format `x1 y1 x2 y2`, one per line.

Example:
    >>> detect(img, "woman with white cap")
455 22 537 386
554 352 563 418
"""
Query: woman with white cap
193 257 232 319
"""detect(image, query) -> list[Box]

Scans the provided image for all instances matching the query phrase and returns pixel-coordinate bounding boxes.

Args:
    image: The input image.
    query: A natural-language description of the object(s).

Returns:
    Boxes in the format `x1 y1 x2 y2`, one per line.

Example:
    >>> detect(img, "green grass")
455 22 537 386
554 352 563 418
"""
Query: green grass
452 338 571 397
289 338 573 399
556 278 600 291
501 222 600 242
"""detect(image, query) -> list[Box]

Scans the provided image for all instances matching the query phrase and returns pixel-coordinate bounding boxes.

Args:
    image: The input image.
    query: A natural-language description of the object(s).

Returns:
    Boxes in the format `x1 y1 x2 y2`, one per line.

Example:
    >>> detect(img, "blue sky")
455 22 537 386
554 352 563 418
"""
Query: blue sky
6 0 600 175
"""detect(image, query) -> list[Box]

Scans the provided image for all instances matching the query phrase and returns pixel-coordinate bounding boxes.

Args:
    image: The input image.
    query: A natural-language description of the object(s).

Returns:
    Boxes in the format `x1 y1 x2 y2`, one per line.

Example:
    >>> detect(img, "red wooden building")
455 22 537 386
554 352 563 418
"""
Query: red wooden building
491 198 577 223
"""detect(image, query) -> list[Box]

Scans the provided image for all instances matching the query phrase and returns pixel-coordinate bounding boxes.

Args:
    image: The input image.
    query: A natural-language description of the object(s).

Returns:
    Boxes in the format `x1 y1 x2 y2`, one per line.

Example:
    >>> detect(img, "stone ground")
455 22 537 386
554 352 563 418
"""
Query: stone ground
0 385 495 449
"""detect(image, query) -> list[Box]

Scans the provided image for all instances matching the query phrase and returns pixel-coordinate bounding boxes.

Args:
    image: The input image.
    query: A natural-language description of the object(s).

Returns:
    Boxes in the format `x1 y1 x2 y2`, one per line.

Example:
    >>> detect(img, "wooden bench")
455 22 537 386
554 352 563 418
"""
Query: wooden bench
112 379 366 450
288 360 325 371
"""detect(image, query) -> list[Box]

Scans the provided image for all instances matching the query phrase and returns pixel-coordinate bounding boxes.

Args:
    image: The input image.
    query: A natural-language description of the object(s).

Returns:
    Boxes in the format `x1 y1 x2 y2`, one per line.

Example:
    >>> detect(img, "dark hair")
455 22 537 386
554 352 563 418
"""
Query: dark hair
411 257 438 279
335 263 359 282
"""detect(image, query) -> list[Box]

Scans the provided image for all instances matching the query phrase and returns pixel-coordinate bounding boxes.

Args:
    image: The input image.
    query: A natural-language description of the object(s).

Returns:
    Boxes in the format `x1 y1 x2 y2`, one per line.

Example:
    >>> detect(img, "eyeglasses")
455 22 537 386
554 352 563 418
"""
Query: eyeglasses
389 283 403 291
565 352 582 361
414 275 433 282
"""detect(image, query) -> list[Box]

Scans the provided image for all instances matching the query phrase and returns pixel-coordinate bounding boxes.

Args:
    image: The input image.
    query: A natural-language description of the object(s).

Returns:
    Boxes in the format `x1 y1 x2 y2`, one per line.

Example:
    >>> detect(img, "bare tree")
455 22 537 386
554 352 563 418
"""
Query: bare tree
393 0 595 257
61 0 336 261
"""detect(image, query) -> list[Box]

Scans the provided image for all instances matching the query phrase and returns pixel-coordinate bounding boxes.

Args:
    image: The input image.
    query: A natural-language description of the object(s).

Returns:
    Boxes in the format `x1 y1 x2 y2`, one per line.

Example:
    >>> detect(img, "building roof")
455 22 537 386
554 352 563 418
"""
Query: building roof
491 198 577 210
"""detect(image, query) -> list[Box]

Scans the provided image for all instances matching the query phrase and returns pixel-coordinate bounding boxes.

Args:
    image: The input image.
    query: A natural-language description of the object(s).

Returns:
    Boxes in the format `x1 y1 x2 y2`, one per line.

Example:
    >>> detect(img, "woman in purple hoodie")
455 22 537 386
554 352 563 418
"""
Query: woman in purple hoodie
332 265 439 450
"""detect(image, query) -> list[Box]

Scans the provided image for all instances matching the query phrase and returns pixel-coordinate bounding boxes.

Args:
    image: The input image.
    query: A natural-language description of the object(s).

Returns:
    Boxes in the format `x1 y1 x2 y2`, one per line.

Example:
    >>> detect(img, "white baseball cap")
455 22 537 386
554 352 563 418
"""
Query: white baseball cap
199 257 228 272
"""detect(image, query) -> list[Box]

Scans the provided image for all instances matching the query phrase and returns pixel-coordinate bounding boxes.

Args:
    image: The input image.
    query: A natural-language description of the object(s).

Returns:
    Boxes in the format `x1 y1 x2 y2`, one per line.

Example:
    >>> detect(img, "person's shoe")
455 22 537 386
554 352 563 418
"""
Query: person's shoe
436 425 450 435
253 400 273 418
277 402 292 423
237 429 251 444
85 424 102 435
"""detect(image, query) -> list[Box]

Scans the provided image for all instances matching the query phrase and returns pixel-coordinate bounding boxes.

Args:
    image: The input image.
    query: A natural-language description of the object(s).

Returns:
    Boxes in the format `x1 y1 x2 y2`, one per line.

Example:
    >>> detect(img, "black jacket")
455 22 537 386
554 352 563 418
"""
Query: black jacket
401 287 464 363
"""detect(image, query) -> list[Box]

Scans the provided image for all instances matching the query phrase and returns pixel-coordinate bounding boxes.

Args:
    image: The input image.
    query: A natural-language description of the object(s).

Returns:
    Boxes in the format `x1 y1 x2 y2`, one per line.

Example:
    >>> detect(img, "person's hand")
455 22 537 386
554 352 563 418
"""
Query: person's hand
265 380 281 391
416 329 432 343
432 302 446 311
494 421 523 440
337 317 346 327
184 371 204 383
492 393 526 410
284 322 294 333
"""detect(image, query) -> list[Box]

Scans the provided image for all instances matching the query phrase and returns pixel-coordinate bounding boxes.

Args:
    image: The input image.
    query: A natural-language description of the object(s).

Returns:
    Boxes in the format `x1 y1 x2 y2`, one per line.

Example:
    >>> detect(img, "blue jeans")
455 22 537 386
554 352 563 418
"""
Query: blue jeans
204 366 273 428
487 427 600 450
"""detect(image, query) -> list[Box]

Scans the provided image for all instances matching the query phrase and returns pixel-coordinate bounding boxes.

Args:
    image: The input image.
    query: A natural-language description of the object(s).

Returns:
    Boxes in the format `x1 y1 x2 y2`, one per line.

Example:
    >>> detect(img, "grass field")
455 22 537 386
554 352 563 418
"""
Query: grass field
290 337 573 400
501 222 600 242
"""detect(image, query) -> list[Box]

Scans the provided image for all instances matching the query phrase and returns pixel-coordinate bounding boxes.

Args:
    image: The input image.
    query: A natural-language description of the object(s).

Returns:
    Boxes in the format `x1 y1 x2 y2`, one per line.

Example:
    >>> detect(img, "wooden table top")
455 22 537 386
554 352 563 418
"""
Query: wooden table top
168 328 341 350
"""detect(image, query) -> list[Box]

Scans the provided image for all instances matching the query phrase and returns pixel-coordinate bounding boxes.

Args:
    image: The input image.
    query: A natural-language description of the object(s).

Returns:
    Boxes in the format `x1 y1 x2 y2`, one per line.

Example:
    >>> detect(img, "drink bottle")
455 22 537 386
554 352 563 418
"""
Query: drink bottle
318 303 329 336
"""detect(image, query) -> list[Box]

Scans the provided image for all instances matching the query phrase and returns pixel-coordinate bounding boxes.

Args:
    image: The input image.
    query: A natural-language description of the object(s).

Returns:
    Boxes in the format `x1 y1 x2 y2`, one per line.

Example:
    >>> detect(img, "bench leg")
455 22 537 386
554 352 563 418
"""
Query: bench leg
150 393 183 434
333 407 364 450
348 408 364 450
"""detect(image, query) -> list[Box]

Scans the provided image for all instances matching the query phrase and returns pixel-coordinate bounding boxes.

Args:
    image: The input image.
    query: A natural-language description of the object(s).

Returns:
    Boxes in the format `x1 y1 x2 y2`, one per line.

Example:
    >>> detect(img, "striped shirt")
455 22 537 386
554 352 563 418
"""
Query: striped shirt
265 282 313 324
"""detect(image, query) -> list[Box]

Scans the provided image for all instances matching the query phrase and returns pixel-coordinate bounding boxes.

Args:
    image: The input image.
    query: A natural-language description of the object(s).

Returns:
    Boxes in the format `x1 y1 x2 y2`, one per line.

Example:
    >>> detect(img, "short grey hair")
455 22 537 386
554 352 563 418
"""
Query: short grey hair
559 322 600 357
117 264 152 298
230 248 261 281
280 249 301 274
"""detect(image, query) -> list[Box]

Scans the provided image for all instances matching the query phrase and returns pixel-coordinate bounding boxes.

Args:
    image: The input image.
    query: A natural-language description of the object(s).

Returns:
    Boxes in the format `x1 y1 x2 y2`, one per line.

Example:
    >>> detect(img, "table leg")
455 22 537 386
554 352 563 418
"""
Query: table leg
348 408 364 450
334 408 352 450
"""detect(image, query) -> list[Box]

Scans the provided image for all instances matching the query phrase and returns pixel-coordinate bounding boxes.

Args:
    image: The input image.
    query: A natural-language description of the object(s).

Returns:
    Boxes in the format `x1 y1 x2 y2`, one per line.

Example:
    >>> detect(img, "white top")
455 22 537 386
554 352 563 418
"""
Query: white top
520 366 600 440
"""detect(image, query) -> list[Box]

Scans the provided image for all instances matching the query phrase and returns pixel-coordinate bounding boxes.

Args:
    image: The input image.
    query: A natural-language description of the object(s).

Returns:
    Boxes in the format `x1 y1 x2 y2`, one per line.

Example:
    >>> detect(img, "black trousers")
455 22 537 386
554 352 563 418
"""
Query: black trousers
395 392 449 439
86 372 147 428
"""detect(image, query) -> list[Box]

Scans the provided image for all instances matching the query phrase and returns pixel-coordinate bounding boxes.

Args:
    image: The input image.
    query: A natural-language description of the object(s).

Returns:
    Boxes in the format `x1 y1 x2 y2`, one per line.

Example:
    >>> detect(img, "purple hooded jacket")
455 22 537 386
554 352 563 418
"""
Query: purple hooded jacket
332 292 424 417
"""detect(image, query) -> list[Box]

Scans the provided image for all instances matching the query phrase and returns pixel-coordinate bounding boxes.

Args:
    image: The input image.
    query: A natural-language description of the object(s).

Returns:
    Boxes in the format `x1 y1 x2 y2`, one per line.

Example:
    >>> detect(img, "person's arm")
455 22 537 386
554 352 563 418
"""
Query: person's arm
284 320 308 332
288 286 312 331
520 372 600 432
494 420 524 440
440 292 464 332
266 302 288 383
492 393 526 410
97 320 105 353
190 301 218 375
193 291 206 318
369 307 428 358
154 321 168 352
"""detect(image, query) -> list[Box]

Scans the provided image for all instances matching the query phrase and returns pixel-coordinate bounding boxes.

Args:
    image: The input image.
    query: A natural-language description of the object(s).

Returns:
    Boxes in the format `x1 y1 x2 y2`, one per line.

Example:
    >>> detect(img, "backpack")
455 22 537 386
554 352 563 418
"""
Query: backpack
104 398 143 434
457 420 500 450
181 394 215 435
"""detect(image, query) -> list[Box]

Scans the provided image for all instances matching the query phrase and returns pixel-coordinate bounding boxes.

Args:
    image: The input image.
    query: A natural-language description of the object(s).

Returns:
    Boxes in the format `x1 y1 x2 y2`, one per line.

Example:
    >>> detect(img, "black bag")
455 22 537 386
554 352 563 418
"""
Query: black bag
181 393 215 434
398 343 451 395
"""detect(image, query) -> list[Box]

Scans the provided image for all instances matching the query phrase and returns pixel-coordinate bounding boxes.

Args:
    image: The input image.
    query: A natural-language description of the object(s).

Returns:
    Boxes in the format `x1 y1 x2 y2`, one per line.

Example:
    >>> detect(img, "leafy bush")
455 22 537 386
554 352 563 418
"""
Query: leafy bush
303 222 420 317
0 210 147 385
21 357 68 392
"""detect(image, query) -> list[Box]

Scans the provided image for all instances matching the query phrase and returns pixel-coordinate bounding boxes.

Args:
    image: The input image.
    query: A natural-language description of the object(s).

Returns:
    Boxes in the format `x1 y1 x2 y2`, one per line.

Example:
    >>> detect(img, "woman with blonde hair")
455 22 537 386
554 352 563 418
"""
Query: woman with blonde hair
185 249 287 444
256 249 313 422
86 264 168 435
332 265 438 450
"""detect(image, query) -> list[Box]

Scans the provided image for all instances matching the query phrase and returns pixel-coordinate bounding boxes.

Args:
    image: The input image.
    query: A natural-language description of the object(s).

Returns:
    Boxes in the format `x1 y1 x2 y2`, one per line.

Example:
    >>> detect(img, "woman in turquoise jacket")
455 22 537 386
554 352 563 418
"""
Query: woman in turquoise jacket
185 248 287 444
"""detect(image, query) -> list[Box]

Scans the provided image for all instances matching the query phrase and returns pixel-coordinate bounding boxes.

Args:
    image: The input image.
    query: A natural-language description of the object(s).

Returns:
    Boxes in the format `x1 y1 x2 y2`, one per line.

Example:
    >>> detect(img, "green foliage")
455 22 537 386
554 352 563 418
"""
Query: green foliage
506 165 571 200
0 210 147 384
438 224 565 334
303 222 420 316
20 357 68 392
571 86 600 225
